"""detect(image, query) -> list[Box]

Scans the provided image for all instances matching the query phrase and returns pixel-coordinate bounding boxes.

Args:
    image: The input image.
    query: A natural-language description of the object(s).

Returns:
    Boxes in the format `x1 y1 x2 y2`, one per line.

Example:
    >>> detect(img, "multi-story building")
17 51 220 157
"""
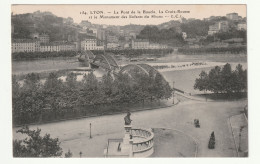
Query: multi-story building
97 29 106 41
219 21 229 31
12 37 76 53
107 35 119 43
208 21 229 35
96 45 105 50
40 42 76 52
131 39 150 49
12 39 37 53
226 13 239 20
237 23 247 30
40 43 60 52
39 34 50 43
59 43 76 51
81 38 97 50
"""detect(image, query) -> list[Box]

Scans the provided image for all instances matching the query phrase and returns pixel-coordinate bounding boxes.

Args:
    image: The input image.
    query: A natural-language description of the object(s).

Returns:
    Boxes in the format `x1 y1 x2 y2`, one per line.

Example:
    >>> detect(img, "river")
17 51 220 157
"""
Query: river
12 53 247 74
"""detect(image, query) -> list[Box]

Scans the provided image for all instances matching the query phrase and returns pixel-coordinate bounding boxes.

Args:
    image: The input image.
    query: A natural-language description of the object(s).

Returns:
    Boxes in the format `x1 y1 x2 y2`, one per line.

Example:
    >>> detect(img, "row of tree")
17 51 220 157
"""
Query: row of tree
194 63 247 94
178 46 247 55
12 70 172 125
91 49 174 57
12 51 78 60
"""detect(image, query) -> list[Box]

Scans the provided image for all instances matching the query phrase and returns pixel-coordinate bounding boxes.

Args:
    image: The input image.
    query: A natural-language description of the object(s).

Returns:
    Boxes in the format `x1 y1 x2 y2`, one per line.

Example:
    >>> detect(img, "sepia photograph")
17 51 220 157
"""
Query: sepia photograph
10 4 248 158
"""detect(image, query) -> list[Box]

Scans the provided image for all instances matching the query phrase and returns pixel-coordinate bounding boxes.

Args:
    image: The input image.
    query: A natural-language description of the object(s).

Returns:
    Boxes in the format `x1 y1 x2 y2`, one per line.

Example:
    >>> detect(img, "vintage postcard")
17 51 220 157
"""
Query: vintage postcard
11 4 248 158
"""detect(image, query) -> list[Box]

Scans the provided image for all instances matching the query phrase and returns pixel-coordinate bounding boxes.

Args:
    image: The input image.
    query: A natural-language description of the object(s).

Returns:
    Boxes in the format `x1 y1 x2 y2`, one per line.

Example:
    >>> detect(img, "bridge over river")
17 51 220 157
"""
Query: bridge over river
78 50 169 83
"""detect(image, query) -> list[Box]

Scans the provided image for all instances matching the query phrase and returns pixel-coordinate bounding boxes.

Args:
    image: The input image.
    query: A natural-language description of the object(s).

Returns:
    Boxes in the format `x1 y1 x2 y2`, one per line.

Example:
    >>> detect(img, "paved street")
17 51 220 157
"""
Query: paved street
13 98 247 157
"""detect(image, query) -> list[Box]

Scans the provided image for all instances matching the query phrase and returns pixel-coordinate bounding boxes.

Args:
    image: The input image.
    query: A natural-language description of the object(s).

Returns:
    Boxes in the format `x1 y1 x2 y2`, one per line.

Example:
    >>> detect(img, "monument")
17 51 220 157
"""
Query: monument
104 112 154 157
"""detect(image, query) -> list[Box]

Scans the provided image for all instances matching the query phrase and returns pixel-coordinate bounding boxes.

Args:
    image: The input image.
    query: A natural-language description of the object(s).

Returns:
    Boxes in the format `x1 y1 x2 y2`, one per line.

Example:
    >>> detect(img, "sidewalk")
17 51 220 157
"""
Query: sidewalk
229 114 248 157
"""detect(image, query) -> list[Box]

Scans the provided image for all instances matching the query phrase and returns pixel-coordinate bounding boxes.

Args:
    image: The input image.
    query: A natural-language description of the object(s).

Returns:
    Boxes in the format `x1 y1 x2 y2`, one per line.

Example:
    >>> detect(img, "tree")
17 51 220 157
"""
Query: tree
194 71 209 92
13 126 62 157
23 73 41 91
43 72 64 119
66 72 77 88
234 64 247 92
221 63 233 94
194 64 247 94
101 72 114 97
153 73 172 103
81 71 98 91
208 66 222 93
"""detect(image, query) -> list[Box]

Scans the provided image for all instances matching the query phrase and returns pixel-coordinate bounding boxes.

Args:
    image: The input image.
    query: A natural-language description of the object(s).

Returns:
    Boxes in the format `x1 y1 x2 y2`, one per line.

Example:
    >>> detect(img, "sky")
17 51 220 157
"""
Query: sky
11 5 246 26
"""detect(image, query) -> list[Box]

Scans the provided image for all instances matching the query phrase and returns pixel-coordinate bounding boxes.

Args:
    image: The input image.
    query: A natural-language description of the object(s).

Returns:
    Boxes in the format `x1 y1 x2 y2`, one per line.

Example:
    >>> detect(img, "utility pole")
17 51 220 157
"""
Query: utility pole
89 123 92 139
172 81 175 104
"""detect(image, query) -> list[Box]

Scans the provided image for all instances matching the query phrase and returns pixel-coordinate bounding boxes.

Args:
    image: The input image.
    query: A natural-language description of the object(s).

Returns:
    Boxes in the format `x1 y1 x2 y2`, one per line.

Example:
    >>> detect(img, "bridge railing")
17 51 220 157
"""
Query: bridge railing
131 128 154 157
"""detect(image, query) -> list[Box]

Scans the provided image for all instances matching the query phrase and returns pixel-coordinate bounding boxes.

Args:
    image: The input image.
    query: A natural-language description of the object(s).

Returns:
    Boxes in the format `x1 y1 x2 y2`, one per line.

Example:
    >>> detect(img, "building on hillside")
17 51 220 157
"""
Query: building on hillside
107 35 119 43
12 39 39 53
182 32 187 40
208 21 228 35
96 40 105 50
81 38 97 50
131 39 149 49
226 13 239 20
89 28 98 37
237 23 247 30
97 29 106 41
39 34 50 43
